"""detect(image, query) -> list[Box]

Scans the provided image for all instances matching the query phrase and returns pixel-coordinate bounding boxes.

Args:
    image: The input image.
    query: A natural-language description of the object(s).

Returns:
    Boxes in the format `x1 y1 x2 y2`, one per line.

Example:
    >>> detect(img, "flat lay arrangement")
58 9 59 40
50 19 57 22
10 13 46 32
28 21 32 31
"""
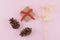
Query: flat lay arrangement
1 0 60 40
9 5 52 39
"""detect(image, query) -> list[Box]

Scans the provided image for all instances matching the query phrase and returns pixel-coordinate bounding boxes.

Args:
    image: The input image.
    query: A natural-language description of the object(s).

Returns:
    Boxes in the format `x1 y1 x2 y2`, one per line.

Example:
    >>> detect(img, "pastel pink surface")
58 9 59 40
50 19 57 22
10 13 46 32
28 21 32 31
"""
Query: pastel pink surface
0 0 60 40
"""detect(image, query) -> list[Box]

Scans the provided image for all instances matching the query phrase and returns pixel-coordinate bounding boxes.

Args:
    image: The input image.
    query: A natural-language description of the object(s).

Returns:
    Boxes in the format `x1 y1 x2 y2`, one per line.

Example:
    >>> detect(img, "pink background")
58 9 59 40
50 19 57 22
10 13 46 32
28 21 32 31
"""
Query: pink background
0 0 60 40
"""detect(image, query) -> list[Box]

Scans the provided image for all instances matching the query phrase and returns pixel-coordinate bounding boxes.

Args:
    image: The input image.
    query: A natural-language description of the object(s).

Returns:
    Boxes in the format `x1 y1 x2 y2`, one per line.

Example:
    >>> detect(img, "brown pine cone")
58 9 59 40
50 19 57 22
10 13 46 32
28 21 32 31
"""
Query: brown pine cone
9 18 20 29
20 27 32 37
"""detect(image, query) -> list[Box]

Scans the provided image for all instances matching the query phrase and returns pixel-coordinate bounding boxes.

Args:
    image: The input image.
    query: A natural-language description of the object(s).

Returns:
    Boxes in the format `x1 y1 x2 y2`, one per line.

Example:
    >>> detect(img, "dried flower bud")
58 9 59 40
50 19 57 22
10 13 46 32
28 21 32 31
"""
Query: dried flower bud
20 27 32 37
9 18 20 29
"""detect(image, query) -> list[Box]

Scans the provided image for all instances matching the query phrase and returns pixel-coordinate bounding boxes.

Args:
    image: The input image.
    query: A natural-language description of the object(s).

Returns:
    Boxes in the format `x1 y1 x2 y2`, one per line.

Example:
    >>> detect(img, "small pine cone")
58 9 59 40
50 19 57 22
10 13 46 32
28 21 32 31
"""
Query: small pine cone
9 18 20 29
20 27 32 37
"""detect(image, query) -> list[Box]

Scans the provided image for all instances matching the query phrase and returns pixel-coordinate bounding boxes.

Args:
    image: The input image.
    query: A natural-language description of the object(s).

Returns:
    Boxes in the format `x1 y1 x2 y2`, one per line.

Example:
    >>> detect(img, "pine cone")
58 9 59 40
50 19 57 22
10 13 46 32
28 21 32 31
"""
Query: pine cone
20 27 32 37
9 18 20 29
